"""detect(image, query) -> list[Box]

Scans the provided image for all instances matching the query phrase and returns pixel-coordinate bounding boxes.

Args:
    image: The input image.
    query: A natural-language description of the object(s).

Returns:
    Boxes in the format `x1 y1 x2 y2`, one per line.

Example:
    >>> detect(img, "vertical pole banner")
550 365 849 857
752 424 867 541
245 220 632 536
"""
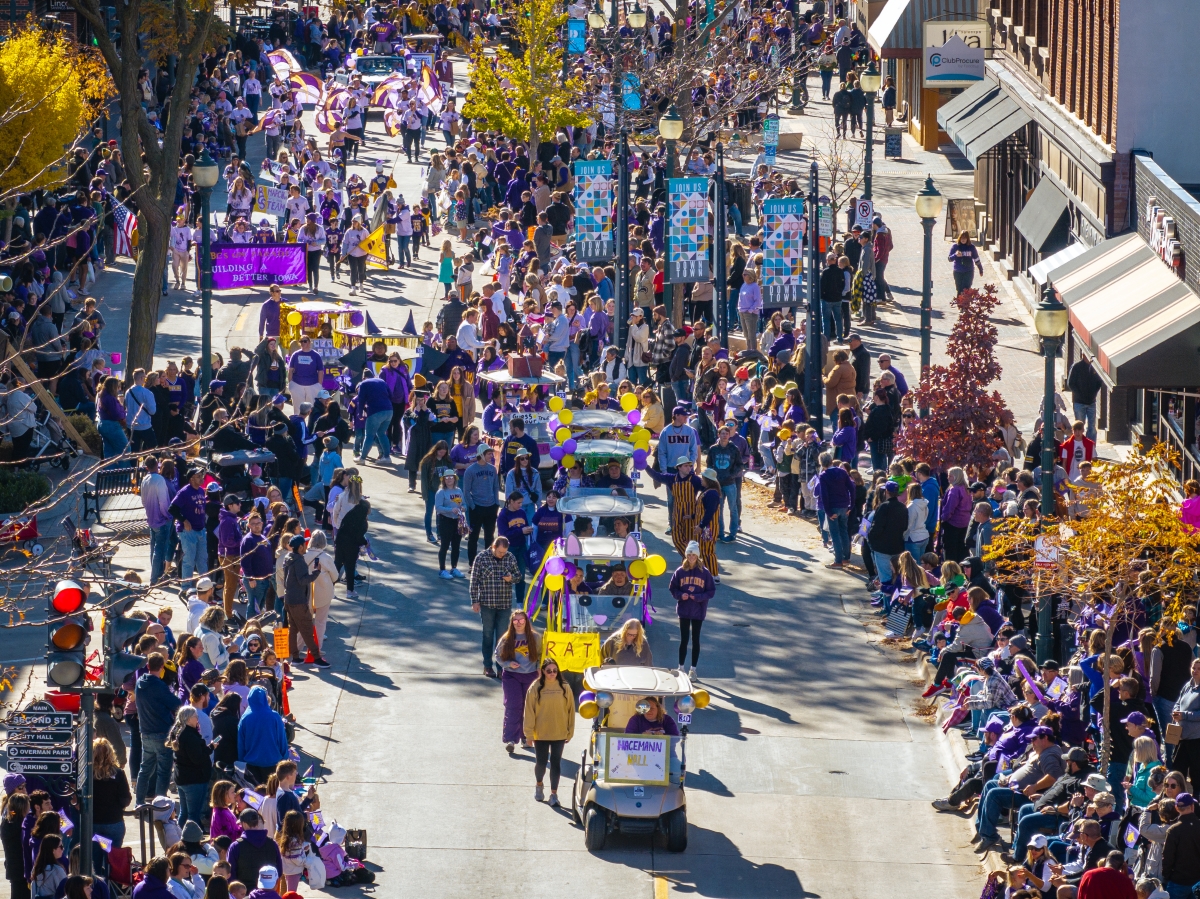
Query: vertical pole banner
574 160 614 263
667 177 711 283
762 198 806 305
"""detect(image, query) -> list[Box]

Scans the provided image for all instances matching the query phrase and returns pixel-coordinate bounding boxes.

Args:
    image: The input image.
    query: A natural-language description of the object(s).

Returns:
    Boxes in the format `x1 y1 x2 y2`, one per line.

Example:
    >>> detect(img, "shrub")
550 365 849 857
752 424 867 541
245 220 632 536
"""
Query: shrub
68 414 103 457
0 469 51 513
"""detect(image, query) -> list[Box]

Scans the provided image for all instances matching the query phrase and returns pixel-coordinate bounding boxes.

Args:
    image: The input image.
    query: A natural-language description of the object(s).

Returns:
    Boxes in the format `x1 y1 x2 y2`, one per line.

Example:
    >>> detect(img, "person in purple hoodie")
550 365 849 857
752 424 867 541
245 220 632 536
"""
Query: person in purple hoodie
817 452 855 569
131 856 173 899
286 334 324 411
380 352 412 452
169 467 209 586
668 542 715 678
239 514 274 616
216 495 244 617
246 863 284 899
940 466 973 562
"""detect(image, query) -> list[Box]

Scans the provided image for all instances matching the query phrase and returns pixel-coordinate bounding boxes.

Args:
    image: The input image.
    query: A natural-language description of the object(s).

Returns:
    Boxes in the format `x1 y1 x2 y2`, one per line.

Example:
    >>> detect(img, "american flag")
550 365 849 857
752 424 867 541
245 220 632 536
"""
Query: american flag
112 201 137 257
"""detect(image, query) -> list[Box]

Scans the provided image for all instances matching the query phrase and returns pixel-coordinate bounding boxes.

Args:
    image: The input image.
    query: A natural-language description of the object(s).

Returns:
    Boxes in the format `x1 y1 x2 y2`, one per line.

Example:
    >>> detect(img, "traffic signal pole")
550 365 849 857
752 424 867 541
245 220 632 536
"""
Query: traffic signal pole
78 691 94 877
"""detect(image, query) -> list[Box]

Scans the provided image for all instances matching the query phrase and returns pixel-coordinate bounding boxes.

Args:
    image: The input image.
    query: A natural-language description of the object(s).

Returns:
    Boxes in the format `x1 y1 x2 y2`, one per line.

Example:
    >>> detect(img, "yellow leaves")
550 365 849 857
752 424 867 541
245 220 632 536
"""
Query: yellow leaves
0 24 113 194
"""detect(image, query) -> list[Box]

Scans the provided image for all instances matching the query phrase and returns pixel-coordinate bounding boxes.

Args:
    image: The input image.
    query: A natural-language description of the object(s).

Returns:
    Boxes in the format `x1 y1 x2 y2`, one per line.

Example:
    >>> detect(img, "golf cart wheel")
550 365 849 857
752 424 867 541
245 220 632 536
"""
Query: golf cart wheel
584 808 606 851
570 771 582 825
55 455 71 470
666 808 687 852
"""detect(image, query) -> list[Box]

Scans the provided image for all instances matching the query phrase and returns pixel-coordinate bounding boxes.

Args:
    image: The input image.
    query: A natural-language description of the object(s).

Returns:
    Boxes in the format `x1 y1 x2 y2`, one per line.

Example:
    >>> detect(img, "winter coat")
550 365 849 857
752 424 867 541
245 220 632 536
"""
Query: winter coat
823 361 856 413
136 670 183 738
905 497 929 543
669 564 716 620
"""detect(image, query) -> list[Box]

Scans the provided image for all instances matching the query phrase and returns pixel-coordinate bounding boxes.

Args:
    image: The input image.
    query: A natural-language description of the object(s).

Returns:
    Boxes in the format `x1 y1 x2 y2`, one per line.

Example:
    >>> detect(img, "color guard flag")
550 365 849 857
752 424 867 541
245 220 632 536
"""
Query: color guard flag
360 225 390 270
288 72 324 105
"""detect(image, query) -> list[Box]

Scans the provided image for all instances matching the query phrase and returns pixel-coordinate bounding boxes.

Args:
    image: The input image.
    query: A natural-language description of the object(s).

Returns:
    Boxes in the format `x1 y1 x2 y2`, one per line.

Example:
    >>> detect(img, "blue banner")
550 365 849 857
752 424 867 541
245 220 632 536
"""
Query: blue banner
568 19 587 54
574 160 614 262
667 177 710 283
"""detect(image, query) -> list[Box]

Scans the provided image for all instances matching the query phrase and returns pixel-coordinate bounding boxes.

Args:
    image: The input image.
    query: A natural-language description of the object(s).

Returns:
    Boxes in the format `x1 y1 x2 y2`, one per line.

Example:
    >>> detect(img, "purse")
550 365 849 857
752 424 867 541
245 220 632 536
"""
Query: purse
1165 722 1183 745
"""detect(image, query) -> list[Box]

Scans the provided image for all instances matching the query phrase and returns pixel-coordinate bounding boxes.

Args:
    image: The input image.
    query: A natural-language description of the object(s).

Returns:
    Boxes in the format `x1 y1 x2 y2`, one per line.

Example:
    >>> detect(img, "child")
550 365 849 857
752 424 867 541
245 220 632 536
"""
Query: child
209 781 243 842
410 204 425 257
212 859 232 880
157 607 177 654
277 810 307 892
795 428 823 516
260 648 284 683
495 244 513 295
420 320 439 349
229 881 248 899
438 240 455 297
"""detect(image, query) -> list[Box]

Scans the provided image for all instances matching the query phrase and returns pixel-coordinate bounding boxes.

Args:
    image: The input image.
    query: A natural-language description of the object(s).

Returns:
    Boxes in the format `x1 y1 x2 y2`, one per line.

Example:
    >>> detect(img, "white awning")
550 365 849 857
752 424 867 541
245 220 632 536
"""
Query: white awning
867 0 913 52
1029 241 1089 285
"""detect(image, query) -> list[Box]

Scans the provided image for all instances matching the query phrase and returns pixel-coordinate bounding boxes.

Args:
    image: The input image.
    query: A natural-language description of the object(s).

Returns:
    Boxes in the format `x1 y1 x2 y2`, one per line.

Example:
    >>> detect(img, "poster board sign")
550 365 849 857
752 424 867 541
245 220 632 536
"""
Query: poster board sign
761 198 805 305
542 631 600 672
884 128 904 158
254 183 288 218
603 733 670 785
1033 535 1058 569
409 53 433 76
574 160 614 262
667 177 711 283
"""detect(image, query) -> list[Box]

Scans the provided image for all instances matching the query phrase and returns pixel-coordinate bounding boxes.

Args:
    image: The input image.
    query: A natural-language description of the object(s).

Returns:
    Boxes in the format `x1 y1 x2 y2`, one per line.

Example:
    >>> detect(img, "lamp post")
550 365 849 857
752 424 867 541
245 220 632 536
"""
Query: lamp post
859 60 881 202
805 160 823 439
615 130 631 350
1034 282 1068 663
914 175 943 401
713 142 727 348
659 105 683 322
193 149 220 388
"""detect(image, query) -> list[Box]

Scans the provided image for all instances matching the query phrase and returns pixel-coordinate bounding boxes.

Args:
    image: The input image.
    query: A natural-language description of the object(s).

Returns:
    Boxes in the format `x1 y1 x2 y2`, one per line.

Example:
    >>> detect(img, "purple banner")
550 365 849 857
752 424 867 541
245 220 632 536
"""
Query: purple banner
210 244 306 289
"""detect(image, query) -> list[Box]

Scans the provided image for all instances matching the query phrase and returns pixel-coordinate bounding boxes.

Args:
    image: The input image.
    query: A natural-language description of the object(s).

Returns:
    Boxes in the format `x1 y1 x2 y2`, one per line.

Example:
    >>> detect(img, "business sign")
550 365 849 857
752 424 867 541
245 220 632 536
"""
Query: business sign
667 177 711 283
761 198 805 305
574 160 614 262
604 734 670 785
924 35 985 87
762 114 780 167
924 19 990 50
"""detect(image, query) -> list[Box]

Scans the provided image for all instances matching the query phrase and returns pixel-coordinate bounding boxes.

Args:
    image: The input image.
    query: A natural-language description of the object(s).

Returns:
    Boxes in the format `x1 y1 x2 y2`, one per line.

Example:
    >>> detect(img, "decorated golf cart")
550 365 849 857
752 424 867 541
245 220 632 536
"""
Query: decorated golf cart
478 369 568 476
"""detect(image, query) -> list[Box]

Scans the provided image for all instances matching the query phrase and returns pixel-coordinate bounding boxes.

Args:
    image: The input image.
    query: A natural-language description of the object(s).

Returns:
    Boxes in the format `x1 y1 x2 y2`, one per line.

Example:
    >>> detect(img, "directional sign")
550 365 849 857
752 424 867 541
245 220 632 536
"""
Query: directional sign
8 744 73 761
5 759 75 775
7 729 74 746
8 709 73 730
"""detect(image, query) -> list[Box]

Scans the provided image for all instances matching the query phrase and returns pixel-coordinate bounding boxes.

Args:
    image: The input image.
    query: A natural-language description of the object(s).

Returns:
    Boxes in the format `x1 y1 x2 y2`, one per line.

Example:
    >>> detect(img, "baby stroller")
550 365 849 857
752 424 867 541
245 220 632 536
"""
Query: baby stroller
24 408 77 472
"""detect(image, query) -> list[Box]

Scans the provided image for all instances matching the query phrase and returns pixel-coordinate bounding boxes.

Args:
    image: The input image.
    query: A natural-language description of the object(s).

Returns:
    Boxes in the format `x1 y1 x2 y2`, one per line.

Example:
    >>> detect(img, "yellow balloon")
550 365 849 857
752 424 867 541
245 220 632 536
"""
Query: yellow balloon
772 385 786 399
634 439 650 452
544 573 564 591
620 393 638 412
778 428 792 440
555 427 571 443
286 311 302 326
628 559 648 579
645 555 667 577
562 454 576 469
558 409 574 425
692 689 710 709
578 700 599 719
548 395 564 412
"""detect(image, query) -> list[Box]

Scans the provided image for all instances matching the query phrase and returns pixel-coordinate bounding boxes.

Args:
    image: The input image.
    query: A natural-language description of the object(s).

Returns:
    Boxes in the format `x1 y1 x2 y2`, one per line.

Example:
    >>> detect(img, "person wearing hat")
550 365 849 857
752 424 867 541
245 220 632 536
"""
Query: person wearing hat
215 494 244 616
669 542 715 678
965 656 1018 734
463 444 501 566
1009 745 1096 863
645 457 707 559
973 724 1065 852
626 306 650 386
168 467 210 587
600 345 628 389
1163 788 1200 895
594 457 634 492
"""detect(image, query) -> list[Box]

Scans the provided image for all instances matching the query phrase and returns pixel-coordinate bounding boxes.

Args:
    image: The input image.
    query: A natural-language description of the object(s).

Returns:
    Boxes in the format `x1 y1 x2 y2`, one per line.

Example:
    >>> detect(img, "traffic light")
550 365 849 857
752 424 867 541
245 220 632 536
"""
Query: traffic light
46 580 91 691
102 589 146 689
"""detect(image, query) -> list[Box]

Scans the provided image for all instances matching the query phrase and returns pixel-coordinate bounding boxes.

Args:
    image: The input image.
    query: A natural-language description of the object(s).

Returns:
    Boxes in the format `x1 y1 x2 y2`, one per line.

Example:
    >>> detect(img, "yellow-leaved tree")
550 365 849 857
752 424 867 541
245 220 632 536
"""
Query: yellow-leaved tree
462 0 590 162
0 23 112 198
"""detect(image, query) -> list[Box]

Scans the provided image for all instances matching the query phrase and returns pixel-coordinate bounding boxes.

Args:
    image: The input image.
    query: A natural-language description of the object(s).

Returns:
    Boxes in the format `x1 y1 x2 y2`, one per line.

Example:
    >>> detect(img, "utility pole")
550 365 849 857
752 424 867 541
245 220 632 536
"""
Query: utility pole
615 131 631 351
805 161 823 438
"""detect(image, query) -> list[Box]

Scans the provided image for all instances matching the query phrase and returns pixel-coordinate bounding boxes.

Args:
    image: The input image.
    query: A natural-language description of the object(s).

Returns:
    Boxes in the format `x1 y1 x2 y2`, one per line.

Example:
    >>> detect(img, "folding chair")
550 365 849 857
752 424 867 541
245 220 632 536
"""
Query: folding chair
108 847 135 899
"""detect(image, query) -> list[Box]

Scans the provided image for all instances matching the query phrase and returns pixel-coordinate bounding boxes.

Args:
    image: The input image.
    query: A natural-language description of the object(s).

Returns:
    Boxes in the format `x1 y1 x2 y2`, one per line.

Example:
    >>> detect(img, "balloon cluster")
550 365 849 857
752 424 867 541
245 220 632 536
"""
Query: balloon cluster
544 392 653 470
541 551 667 592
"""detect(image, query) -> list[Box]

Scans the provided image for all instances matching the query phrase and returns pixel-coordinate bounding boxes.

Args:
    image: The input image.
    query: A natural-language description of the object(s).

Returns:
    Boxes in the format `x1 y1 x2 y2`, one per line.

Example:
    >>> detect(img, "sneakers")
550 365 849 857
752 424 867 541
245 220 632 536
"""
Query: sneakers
687 665 696 678
548 794 560 808
825 562 845 569
450 568 465 579
439 570 453 579
345 591 359 599
505 742 515 754
921 679 951 699
931 799 958 812
427 534 438 544
535 784 545 802
312 657 331 668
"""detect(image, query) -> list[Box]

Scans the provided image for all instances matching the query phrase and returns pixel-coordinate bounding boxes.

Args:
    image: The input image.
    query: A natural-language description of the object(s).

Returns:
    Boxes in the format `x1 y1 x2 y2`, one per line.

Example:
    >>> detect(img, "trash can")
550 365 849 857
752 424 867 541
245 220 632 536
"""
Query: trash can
727 178 752 220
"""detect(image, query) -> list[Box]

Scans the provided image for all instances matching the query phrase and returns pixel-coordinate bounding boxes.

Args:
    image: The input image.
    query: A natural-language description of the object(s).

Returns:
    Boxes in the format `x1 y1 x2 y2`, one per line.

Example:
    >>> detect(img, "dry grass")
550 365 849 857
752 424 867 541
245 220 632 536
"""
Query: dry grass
912 703 939 721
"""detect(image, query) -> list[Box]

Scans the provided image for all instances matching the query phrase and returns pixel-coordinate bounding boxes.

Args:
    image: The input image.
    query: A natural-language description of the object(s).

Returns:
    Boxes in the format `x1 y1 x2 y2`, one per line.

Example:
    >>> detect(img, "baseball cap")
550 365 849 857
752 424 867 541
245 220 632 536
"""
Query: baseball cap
884 480 899 494
1120 711 1148 726
1065 747 1089 764
317 389 331 399
1031 725 1055 740
1027 833 1049 849
977 657 995 671
983 718 1005 736
209 379 226 391
258 866 279 889
1040 659 1061 671
196 576 214 591
969 481 987 491
672 405 689 417
223 494 242 507
289 534 307 549
206 483 223 494
685 541 700 556
272 393 288 405
1177 792 1196 808
1084 773 1110 792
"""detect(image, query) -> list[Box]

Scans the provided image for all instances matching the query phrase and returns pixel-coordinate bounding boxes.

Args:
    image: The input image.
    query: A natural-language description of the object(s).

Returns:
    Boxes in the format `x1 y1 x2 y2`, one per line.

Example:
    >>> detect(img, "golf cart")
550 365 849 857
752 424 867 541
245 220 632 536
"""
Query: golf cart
566 409 635 439
557 492 644 539
572 665 709 851
478 369 567 479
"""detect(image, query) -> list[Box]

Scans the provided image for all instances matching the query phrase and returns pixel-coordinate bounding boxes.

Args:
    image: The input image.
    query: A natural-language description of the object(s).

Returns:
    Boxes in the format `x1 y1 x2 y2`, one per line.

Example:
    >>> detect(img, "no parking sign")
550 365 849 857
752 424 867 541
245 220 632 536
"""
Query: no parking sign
855 198 874 227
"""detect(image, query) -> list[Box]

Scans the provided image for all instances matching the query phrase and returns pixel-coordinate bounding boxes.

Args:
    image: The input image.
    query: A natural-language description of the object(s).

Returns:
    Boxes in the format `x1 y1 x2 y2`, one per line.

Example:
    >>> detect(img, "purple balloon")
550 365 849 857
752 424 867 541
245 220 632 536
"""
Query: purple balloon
627 409 641 425
548 416 559 433
349 310 365 326
564 562 578 578
634 456 647 470
632 448 647 466
545 556 566 576
562 438 578 454
549 445 565 461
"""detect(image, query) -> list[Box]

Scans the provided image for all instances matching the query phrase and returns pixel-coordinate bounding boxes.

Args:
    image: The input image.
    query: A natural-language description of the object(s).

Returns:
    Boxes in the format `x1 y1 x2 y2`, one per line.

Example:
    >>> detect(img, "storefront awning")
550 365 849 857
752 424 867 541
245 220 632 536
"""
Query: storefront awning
1050 232 1200 387
867 0 983 55
936 80 1031 166
1029 241 1088 285
868 0 913 52
1014 179 1071 253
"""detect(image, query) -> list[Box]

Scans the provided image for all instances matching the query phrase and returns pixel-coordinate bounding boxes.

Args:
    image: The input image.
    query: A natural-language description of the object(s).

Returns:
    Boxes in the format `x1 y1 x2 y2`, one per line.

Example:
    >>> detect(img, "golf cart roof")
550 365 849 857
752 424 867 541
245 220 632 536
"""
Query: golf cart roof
290 300 354 314
563 536 644 560
573 439 635 458
334 325 420 346
403 33 442 41
585 666 695 698
479 370 566 387
558 494 643 517
570 410 632 430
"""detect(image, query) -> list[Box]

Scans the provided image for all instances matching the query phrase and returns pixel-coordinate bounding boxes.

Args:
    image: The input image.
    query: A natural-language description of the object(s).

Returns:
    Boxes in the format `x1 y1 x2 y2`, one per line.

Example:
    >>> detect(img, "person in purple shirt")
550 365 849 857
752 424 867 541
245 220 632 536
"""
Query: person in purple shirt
169 467 209 585
287 335 324 410
355 368 395 463
258 285 282 339
986 706 1037 765
624 697 680 736
239 514 274 615
817 452 855 567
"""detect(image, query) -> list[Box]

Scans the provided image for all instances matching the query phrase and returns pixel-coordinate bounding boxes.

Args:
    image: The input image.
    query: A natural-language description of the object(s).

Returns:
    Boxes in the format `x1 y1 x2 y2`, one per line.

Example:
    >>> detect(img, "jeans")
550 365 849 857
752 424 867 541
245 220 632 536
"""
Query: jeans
826 508 851 562
1013 805 1064 863
875 259 891 300
424 494 436 537
719 483 739 536
177 782 208 828
872 550 894 585
396 234 412 266
359 409 394 460
953 268 975 293
479 604 510 671
672 380 692 408
629 365 647 386
547 350 565 375
1166 883 1200 899
728 203 743 237
130 427 156 452
242 576 269 616
92 820 125 877
565 344 581 390
820 69 834 97
869 440 890 473
98 419 128 458
135 734 173 804
975 778 1023 840
822 302 842 341
1106 760 1126 814
177 528 207 585
149 522 173 584
904 539 928 561
1073 402 1097 441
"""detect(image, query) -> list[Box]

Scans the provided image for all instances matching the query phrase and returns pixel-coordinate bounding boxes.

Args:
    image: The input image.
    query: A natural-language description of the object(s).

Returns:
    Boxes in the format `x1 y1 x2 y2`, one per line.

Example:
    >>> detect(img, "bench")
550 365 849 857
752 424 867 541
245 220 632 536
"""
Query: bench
82 465 140 523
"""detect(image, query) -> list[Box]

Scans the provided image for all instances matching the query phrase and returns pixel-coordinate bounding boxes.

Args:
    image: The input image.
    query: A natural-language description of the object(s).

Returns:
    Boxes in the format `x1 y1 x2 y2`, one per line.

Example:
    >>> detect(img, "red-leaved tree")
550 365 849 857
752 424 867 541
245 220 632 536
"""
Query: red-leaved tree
896 285 1011 471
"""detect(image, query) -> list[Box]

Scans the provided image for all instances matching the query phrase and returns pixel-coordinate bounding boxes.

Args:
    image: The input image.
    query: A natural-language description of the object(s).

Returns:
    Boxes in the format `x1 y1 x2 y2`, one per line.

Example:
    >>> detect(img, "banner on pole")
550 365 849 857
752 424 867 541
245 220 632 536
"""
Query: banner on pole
574 160 614 262
360 225 390 270
763 114 780 167
761 198 806 304
210 244 306 289
667 177 711 283
567 18 587 54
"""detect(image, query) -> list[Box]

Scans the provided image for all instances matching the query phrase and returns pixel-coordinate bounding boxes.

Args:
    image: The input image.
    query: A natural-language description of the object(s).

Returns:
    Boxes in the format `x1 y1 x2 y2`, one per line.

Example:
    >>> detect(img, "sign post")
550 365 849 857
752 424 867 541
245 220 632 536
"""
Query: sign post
762 114 780 168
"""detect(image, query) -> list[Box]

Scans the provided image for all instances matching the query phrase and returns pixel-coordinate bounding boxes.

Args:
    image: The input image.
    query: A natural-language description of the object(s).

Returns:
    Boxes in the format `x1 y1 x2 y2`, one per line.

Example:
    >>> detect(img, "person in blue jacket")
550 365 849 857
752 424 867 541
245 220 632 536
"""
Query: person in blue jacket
135 654 182 805
238 686 288 785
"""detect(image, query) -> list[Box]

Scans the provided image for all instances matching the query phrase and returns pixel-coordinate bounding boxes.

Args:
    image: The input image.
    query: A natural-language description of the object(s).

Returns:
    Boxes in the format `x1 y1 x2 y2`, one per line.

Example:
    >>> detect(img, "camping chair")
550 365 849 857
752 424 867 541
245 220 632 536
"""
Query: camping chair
108 847 135 899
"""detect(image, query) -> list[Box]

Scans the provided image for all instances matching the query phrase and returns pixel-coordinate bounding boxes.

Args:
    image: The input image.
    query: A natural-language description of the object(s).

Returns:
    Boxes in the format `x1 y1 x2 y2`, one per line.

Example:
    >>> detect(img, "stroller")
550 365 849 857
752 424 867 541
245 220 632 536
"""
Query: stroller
24 408 77 472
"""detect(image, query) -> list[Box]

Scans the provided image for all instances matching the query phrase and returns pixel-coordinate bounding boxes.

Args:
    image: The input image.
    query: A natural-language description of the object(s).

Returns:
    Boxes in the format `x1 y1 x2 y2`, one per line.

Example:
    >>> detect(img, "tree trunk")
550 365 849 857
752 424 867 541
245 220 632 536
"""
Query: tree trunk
1100 598 1117 773
126 212 170 376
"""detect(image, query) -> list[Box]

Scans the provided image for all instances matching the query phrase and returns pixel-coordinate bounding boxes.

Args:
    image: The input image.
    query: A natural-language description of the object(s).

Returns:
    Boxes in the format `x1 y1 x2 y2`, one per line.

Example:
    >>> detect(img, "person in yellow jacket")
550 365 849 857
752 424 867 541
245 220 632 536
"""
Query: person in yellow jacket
523 658 575 806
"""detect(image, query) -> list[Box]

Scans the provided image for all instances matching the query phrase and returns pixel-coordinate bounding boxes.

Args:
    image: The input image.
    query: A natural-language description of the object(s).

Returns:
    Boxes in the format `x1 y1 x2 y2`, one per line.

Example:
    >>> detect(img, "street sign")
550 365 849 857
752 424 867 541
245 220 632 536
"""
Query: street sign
817 204 833 238
6 701 78 778
7 728 73 745
5 759 75 775
763 114 780 167
855 198 874 227
8 744 73 760
8 706 73 730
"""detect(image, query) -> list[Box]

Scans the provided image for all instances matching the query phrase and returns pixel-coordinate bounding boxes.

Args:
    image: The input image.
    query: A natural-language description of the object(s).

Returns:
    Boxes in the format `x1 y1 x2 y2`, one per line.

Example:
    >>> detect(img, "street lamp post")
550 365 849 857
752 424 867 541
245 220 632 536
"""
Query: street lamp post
1034 282 1068 663
615 131 631 350
659 105 683 322
914 175 943 401
859 61 880 202
193 149 220 388
713 142 727 348
805 160 823 439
